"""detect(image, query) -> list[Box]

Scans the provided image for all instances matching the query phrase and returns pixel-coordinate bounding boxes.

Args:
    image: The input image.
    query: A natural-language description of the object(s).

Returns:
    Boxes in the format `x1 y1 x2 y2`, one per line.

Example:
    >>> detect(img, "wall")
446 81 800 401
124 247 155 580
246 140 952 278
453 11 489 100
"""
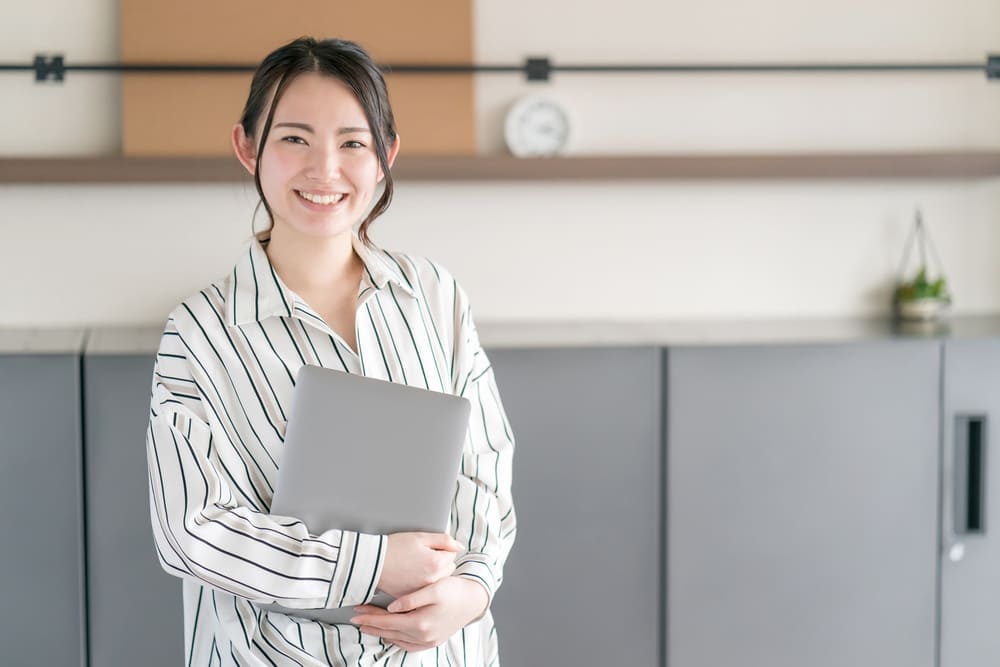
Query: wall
1 0 999 327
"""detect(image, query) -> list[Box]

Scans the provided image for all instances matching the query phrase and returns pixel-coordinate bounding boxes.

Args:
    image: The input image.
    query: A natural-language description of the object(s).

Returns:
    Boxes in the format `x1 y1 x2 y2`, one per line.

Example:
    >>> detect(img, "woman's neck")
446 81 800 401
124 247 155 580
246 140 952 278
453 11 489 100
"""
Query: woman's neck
263 224 363 296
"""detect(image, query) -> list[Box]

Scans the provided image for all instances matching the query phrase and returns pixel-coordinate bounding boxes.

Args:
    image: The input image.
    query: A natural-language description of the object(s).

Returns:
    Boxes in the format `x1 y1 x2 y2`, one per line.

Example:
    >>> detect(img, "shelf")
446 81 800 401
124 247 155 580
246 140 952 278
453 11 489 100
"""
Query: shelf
2 152 1000 183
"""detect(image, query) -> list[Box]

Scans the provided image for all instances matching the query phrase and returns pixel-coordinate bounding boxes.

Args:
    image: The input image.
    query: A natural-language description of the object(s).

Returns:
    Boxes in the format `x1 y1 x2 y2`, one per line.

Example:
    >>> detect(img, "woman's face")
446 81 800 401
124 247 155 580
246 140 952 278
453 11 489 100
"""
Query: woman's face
238 72 397 240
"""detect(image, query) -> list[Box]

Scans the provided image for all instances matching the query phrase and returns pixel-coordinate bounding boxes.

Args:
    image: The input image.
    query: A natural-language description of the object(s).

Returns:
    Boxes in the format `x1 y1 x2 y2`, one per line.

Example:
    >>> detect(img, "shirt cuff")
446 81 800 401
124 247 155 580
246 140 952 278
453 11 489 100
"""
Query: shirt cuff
454 553 498 608
325 532 387 609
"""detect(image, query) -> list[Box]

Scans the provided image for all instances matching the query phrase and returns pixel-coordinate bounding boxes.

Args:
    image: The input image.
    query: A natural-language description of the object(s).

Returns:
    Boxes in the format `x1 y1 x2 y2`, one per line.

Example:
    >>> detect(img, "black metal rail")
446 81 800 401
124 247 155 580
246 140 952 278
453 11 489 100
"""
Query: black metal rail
0 54 997 82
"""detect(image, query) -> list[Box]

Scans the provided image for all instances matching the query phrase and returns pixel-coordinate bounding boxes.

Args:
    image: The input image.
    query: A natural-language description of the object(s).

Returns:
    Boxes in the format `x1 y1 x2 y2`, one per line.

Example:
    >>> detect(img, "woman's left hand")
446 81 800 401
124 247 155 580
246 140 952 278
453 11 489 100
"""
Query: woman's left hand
350 576 489 652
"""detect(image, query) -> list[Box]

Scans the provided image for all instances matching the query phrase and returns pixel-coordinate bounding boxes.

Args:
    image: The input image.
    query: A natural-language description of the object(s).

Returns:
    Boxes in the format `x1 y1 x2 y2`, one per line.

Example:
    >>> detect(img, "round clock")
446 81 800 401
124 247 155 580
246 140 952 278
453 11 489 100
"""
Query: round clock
503 94 570 157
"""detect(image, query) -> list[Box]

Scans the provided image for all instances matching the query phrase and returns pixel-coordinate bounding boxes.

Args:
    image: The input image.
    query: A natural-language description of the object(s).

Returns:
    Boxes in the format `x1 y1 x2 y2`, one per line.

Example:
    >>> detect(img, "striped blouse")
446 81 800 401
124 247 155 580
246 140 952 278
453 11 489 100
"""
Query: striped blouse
145 231 516 666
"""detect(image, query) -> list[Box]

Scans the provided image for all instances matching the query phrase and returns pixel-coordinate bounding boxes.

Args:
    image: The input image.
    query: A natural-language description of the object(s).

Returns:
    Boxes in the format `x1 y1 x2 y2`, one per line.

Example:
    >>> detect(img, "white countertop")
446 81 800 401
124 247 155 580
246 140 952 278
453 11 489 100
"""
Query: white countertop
0 328 87 354
5 315 1000 355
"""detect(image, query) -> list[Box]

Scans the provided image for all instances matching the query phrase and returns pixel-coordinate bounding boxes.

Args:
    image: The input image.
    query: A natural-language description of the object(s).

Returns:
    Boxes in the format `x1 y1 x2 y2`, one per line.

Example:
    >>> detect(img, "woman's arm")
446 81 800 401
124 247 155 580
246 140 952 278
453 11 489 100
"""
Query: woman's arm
146 317 456 609
448 284 517 607
352 282 517 646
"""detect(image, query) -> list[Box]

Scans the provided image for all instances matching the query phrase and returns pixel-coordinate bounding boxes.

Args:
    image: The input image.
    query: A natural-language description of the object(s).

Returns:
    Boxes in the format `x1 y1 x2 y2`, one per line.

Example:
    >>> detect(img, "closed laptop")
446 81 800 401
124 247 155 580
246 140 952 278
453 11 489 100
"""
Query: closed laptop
260 364 471 625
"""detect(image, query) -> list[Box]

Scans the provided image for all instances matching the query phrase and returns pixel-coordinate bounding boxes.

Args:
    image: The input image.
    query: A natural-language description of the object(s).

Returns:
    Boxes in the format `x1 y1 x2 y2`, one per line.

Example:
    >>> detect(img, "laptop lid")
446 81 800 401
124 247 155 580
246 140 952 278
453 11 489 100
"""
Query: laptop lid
261 364 471 624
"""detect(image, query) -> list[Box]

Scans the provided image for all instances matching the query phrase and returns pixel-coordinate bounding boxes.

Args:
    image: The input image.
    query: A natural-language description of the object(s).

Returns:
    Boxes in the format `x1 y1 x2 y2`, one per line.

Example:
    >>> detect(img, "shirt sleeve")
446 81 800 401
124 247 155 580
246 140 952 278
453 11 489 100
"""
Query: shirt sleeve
449 285 517 608
145 316 387 610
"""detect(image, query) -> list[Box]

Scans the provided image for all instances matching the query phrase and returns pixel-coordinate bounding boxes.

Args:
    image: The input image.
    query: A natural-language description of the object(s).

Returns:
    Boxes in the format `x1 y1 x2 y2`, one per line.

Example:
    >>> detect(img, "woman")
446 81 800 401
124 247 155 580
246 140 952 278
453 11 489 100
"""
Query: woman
145 36 516 666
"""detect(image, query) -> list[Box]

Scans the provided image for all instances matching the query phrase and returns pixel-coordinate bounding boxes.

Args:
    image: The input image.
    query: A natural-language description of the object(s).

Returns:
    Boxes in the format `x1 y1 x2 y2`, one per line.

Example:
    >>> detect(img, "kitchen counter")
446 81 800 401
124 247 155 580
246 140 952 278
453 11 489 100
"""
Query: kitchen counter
0 328 86 354
5 315 1000 354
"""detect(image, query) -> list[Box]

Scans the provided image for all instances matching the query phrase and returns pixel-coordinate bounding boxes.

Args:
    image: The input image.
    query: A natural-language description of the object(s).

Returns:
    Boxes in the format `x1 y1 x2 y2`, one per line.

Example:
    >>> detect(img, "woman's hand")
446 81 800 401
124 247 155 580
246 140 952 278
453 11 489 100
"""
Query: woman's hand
351 576 489 652
376 532 463 599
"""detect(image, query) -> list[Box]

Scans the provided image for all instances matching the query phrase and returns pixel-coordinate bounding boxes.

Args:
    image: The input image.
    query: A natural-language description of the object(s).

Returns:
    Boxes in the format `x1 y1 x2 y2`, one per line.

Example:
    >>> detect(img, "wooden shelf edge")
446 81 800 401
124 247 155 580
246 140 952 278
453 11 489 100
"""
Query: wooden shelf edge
2 152 1000 183
395 153 1000 180
0 157 249 184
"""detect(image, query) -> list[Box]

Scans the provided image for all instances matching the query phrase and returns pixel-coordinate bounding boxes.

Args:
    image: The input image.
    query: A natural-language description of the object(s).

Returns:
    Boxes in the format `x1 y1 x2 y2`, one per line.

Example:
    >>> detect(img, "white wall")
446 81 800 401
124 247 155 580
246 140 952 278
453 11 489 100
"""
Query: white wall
1 0 999 328
0 0 119 156
474 0 1000 153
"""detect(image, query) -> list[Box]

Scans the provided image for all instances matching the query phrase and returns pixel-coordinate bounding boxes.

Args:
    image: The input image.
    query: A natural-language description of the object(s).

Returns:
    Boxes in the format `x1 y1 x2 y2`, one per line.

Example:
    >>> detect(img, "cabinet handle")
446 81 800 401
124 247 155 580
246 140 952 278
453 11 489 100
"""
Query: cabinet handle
954 415 988 537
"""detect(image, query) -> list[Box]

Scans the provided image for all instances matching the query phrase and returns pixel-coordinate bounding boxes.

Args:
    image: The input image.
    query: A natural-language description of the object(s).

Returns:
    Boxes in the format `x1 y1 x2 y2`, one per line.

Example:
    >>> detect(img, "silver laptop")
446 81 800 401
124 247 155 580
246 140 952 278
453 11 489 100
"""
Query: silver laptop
260 364 471 625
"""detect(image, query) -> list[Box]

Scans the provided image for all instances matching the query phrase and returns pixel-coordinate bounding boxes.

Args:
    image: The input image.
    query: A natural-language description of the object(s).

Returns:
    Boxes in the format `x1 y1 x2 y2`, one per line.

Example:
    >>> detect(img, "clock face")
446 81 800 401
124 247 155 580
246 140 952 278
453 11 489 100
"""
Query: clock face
504 96 570 157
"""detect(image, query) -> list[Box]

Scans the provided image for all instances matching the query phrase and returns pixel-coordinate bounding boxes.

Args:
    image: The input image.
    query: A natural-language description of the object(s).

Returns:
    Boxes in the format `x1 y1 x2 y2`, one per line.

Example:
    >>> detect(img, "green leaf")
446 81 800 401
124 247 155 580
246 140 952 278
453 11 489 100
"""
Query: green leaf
895 267 949 302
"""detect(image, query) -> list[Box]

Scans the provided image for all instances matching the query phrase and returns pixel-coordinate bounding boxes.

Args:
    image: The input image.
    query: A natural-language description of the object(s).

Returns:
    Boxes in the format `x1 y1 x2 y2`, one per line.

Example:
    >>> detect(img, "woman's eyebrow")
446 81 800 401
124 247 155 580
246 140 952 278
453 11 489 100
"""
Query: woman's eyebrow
273 122 314 132
272 122 371 135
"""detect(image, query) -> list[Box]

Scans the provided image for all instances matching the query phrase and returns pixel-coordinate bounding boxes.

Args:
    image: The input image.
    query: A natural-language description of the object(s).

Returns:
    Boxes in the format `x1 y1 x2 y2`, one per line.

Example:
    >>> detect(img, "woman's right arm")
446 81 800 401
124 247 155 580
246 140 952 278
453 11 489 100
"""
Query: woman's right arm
145 317 454 609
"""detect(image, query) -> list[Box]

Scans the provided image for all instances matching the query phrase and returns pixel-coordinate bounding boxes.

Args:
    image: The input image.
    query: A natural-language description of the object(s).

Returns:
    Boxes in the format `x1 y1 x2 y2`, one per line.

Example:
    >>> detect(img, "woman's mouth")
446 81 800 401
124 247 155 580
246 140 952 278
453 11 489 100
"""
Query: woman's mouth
295 190 346 207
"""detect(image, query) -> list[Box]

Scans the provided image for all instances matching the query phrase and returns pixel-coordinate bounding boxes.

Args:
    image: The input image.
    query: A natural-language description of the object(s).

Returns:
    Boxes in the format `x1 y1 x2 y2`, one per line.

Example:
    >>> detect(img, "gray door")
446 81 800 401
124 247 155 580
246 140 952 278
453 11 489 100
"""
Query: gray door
667 341 939 667
940 339 1000 666
0 354 86 667
83 354 183 667
489 347 662 667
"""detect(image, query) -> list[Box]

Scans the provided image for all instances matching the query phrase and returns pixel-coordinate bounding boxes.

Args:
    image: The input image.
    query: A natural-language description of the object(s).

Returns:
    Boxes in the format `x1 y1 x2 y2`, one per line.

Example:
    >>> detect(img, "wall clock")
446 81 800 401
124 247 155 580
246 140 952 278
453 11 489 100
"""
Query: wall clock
503 94 570 157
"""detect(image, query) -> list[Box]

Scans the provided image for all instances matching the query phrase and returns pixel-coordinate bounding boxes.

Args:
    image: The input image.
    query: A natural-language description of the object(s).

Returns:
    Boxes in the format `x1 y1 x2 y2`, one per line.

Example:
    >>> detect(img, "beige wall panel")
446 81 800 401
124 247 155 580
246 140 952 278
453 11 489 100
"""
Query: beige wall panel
122 74 475 156
120 0 474 155
122 75 249 156
384 75 476 156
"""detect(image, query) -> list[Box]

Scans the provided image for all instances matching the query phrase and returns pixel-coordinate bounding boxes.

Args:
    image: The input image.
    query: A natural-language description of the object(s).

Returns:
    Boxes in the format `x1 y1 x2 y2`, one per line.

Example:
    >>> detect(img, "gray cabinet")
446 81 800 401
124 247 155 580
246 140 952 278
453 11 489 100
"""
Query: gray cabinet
940 339 1000 667
7 329 1000 666
79 346 663 667
488 347 662 667
0 354 86 667
666 342 940 667
82 353 183 667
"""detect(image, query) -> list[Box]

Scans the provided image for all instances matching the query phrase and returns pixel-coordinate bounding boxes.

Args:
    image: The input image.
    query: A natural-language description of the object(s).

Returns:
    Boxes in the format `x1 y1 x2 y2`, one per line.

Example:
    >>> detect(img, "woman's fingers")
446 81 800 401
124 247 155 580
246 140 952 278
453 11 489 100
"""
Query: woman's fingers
351 608 410 632
352 604 388 616
379 533 460 597
353 577 486 653
424 532 463 552
387 584 439 613
352 606 438 644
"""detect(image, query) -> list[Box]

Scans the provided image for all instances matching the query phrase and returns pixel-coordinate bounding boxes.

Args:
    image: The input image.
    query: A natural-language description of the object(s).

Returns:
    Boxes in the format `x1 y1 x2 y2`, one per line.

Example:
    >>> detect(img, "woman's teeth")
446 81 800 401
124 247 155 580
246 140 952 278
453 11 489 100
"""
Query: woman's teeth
297 191 345 205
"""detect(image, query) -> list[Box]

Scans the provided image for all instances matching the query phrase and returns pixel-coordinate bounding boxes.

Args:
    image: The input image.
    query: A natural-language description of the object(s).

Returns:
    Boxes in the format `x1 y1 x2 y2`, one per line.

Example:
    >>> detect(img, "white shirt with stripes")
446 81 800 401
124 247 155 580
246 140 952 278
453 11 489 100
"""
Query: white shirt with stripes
145 230 516 666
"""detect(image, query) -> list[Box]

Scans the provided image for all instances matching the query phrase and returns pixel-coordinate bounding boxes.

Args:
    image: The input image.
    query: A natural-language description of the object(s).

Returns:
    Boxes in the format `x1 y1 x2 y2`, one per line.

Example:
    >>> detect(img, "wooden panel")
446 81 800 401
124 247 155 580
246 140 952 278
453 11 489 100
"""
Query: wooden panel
120 0 474 156
382 75 476 157
122 75 250 156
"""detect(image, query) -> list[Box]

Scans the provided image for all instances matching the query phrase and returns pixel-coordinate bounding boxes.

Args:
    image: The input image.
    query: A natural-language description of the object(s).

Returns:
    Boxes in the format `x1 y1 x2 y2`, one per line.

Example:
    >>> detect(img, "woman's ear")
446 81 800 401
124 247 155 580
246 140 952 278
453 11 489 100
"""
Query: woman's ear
231 123 257 175
378 134 401 182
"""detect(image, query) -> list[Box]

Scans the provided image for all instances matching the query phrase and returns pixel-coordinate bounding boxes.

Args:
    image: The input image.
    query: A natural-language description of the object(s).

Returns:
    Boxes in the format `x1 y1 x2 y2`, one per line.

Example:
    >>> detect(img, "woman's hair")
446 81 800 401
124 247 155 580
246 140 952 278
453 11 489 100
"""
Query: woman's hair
238 37 397 246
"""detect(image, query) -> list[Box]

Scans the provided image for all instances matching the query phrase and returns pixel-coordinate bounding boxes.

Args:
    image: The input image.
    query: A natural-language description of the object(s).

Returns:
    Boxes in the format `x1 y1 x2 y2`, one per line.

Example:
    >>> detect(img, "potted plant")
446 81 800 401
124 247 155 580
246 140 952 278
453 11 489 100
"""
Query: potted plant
893 210 950 321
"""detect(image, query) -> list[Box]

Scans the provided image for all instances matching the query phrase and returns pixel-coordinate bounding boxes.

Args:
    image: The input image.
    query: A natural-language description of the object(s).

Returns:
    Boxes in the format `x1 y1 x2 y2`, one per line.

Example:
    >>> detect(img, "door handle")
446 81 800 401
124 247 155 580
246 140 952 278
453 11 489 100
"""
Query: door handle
950 415 988 561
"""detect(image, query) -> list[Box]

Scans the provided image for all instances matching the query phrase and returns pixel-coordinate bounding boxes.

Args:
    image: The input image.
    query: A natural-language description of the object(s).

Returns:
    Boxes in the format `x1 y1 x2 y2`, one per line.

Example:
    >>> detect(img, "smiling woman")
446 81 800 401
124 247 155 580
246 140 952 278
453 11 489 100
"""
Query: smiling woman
232 73 397 249
232 38 399 246
144 37 516 667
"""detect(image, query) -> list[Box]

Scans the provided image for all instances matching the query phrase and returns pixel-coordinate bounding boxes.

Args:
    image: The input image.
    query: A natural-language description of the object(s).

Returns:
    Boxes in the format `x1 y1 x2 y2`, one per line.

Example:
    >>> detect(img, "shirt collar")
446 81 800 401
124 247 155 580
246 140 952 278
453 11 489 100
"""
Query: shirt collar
226 230 416 328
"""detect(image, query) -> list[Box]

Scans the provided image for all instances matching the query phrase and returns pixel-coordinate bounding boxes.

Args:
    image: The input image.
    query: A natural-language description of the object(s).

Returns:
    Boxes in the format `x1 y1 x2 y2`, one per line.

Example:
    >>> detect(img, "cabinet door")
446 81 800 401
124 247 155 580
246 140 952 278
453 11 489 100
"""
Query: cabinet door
488 347 662 667
83 354 183 667
0 355 86 667
940 339 1000 666
667 342 939 667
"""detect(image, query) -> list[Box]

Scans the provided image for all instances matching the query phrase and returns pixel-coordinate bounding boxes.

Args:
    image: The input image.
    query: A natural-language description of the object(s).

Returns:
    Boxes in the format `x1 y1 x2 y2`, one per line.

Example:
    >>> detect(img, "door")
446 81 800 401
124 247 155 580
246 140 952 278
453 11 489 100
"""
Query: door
489 347 662 667
667 341 939 667
940 338 1000 666
83 353 183 666
0 354 86 667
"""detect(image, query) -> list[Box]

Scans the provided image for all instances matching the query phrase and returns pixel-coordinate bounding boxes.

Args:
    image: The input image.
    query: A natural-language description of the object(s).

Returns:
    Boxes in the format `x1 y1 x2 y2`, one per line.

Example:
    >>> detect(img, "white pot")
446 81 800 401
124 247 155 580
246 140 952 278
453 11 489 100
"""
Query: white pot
895 297 949 321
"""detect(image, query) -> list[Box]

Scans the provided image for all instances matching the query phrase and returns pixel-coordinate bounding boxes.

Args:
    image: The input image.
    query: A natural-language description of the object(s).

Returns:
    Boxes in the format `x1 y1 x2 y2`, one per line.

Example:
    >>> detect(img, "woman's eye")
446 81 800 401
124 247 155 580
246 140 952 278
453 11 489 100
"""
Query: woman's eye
343 140 366 149
281 136 306 145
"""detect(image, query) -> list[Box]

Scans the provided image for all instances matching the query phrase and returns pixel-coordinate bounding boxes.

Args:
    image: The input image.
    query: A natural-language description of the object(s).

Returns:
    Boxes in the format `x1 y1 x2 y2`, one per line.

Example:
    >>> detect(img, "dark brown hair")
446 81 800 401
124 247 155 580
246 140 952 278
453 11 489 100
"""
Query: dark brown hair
238 37 397 246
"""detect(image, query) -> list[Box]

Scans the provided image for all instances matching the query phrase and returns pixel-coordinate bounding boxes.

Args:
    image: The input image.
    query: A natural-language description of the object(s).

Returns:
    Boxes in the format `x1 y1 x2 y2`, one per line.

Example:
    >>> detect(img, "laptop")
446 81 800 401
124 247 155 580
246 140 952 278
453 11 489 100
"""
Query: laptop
260 364 472 625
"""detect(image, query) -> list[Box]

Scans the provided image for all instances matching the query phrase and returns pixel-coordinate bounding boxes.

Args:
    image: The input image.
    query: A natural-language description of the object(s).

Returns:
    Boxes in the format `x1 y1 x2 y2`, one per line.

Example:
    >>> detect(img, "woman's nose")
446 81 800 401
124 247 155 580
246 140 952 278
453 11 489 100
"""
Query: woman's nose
306 145 341 180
